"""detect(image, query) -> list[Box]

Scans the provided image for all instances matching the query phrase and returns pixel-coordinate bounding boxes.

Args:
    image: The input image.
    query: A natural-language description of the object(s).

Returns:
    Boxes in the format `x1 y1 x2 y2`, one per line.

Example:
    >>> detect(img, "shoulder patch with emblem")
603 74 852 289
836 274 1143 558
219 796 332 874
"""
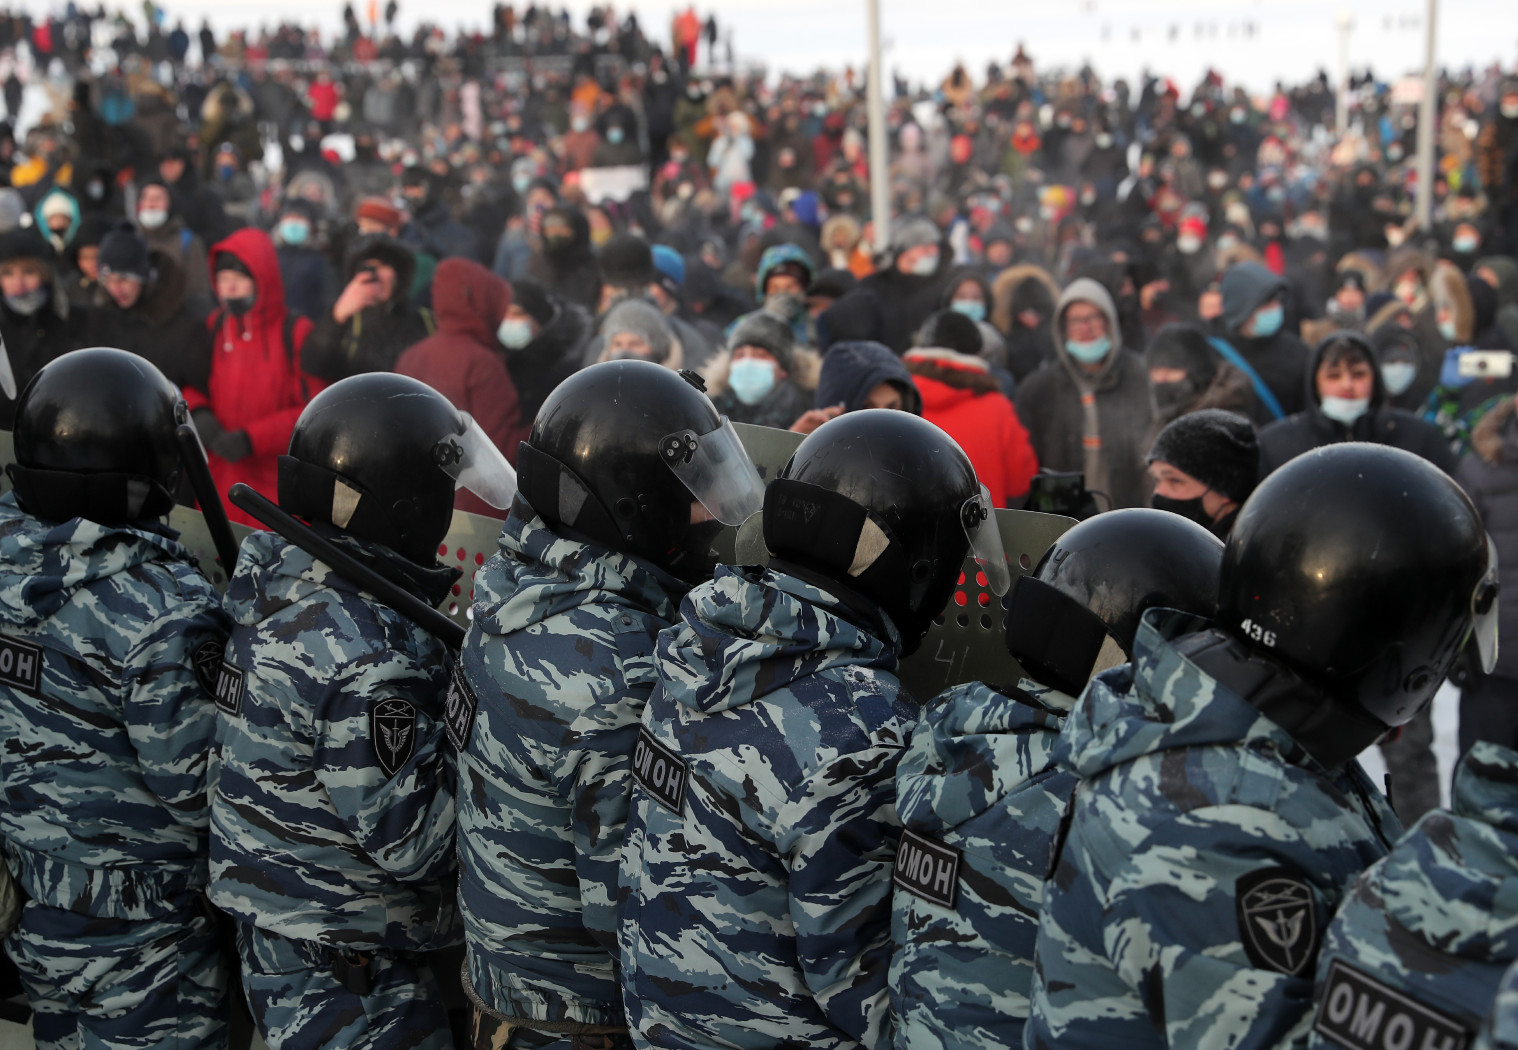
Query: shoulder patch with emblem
1313 958 1471 1050
893 828 961 909
444 660 478 753
0 633 42 695
214 660 245 715
372 697 418 778
1236 866 1319 976
631 725 687 813
192 639 225 697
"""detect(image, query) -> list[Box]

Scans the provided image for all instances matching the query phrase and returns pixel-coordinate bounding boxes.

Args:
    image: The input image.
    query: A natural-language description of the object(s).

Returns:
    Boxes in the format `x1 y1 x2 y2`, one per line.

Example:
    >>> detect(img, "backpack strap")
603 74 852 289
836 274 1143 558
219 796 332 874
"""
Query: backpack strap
1205 337 1287 421
180 227 193 255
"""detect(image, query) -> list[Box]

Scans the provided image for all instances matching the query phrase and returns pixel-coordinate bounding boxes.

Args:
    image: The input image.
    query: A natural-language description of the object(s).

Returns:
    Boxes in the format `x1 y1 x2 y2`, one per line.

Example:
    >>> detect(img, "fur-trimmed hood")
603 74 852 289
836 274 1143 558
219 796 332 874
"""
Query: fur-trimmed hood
902 347 1003 395
702 344 821 399
1337 250 1385 293
1470 396 1518 465
1430 259 1475 343
989 263 1060 334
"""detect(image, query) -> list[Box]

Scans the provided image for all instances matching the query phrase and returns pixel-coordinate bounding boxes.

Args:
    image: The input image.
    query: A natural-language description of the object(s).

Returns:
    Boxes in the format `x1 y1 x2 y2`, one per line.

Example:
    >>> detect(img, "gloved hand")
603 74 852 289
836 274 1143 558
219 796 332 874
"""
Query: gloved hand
211 430 253 463
191 407 226 449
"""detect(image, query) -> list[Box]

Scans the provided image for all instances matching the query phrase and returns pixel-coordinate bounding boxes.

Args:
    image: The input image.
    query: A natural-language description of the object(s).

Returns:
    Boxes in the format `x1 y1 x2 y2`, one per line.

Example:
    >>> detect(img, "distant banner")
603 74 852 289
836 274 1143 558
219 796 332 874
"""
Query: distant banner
578 165 649 204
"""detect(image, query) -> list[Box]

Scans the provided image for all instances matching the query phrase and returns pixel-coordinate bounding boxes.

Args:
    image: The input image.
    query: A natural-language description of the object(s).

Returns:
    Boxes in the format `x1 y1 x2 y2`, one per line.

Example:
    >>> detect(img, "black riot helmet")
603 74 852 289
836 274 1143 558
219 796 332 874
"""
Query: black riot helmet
1006 508 1224 696
1221 442 1496 727
517 359 765 584
7 347 186 523
763 409 1010 657
278 373 517 565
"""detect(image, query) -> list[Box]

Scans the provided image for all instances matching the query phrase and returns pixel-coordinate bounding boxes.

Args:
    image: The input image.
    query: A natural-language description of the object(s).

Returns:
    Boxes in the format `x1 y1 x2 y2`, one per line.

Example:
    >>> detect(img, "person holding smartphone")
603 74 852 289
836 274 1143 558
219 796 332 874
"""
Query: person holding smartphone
299 234 436 382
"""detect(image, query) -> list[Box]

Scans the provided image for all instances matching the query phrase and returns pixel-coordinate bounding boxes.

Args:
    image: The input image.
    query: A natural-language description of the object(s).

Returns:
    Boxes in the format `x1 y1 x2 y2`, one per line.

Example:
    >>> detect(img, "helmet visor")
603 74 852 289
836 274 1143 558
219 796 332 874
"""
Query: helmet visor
962 485 1011 595
661 418 766 526
1471 533 1499 674
435 415 518 510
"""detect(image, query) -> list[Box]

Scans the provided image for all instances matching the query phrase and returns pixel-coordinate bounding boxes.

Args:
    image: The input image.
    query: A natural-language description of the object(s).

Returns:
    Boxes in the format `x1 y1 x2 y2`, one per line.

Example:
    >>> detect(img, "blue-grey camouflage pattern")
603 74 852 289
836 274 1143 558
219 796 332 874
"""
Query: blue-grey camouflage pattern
1026 608 1403 1050
0 492 231 1049
234 920 452 1050
1307 740 1518 1050
456 504 681 1041
1477 958 1518 1050
889 678 1077 1050
617 565 916 1050
208 528 460 1046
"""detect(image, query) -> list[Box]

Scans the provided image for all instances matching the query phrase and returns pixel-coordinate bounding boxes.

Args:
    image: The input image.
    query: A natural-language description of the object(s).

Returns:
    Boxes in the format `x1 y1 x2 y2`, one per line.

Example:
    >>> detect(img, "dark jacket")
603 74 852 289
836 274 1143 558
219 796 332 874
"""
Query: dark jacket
505 298 592 422
1217 260 1313 416
93 249 211 393
845 249 954 354
1457 397 1518 680
1013 278 1154 511
275 243 337 323
525 207 603 312
990 264 1062 382
0 280 104 431
300 235 435 382
1258 334 1456 478
394 258 529 518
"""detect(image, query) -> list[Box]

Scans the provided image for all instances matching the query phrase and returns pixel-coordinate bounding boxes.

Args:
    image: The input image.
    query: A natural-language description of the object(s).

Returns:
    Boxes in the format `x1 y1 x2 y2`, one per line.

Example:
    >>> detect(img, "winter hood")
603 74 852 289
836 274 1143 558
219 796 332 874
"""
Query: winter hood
1220 261 1288 332
432 257 511 347
1052 277 1124 386
208 227 289 328
657 565 897 716
0 493 191 625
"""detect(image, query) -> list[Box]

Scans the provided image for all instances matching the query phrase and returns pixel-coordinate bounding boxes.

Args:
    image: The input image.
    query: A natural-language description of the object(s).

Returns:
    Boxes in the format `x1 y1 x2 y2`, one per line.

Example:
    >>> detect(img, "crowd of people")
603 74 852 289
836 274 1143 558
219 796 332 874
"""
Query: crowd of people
0 3 1513 1048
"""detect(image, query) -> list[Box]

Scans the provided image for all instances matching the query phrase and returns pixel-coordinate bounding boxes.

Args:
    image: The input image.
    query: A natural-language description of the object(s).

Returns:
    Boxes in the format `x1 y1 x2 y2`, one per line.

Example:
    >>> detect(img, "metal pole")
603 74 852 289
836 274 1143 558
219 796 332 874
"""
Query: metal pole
1335 11 1352 136
866 0 890 253
1415 0 1438 230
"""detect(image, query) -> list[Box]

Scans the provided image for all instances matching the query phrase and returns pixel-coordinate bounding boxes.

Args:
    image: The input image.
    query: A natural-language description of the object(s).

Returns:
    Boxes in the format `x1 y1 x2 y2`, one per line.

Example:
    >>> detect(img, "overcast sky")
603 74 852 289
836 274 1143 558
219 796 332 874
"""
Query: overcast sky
22 0 1518 93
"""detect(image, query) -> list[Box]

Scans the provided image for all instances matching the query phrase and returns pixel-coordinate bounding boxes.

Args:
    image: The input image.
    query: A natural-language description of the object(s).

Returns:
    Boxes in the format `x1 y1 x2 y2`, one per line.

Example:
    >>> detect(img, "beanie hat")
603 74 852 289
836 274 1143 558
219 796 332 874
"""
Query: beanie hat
97 228 152 281
651 244 685 289
1145 323 1217 385
355 196 404 229
1146 409 1259 505
602 298 673 362
511 278 557 327
0 225 53 266
39 192 74 225
807 267 856 301
890 214 940 254
916 310 984 356
599 233 656 288
728 312 795 372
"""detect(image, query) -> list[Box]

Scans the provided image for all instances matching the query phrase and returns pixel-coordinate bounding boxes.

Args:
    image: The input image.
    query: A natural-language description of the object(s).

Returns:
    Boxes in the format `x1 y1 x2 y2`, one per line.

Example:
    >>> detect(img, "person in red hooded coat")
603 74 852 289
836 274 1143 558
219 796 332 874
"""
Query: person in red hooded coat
185 228 323 528
394 257 530 518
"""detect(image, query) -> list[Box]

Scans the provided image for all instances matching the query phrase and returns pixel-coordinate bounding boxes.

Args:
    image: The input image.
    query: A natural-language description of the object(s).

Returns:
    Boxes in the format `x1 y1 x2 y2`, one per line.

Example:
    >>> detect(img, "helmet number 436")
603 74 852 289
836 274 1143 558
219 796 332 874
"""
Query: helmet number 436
1240 619 1278 647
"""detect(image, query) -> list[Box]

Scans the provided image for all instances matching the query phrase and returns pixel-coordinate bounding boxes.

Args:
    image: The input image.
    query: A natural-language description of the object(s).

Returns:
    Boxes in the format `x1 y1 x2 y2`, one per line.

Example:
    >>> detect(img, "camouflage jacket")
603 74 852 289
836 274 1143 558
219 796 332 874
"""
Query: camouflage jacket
889 678 1077 1050
1308 741 1518 1050
1026 608 1403 1050
0 492 228 920
456 506 682 1027
1479 959 1518 1050
617 566 916 1050
208 529 458 951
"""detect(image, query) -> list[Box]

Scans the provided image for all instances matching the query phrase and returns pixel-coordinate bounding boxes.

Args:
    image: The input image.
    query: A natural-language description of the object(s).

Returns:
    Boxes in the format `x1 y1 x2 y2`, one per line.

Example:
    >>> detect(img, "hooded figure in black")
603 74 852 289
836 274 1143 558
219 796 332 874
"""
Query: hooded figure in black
299 234 435 381
1215 260 1313 417
0 226 105 429
841 215 953 354
1257 331 1454 478
1145 321 1262 428
498 278 592 421
525 204 602 312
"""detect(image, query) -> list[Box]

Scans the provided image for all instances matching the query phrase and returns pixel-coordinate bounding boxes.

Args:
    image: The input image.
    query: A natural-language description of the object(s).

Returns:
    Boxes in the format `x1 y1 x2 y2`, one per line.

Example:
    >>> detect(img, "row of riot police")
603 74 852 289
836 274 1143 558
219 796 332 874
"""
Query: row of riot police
0 345 1510 1050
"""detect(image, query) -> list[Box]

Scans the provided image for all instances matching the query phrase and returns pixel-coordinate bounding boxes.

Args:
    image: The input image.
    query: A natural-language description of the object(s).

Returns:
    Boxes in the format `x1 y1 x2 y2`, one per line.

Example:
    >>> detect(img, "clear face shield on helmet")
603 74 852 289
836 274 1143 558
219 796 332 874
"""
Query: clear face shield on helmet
660 417 766 525
432 414 519 510
962 484 1012 595
1470 533 1500 673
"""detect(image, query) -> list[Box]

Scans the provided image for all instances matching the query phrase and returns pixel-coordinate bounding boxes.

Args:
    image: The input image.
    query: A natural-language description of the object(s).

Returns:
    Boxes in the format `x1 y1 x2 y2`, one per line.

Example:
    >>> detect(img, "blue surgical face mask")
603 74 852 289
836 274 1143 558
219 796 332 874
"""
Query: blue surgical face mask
1381 361 1417 396
728 357 778 405
497 317 534 349
278 219 309 246
1065 335 1112 364
1250 303 1284 337
606 127 625 145
512 173 532 194
1438 317 1459 342
951 299 986 322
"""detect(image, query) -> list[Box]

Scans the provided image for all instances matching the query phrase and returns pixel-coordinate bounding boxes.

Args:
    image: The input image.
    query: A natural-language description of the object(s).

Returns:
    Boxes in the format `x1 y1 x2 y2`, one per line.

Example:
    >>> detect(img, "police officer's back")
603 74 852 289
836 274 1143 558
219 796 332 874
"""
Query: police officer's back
1027 443 1491 1050
207 372 516 1050
617 410 1005 1050
454 361 765 1048
0 348 231 1050
890 509 1224 1050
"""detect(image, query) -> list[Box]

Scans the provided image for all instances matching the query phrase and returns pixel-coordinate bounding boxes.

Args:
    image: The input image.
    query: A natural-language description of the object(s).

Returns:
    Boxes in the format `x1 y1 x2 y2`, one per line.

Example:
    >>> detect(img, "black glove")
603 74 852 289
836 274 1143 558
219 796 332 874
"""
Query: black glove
191 407 226 449
211 430 253 463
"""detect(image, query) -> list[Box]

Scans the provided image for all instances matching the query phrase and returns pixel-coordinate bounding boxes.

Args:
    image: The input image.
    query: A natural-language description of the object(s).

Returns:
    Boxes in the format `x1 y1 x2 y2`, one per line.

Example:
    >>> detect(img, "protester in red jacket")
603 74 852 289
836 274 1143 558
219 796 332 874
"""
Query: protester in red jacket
905 310 1039 506
395 257 530 518
185 228 322 527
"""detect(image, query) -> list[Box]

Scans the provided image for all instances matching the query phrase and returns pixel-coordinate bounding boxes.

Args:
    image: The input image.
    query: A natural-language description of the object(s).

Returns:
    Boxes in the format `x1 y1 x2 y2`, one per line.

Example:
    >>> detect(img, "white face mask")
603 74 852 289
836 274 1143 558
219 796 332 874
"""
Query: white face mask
1177 235 1202 255
907 251 939 276
1381 361 1417 396
1320 395 1370 426
497 317 534 349
1503 100 1518 119
137 208 168 230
